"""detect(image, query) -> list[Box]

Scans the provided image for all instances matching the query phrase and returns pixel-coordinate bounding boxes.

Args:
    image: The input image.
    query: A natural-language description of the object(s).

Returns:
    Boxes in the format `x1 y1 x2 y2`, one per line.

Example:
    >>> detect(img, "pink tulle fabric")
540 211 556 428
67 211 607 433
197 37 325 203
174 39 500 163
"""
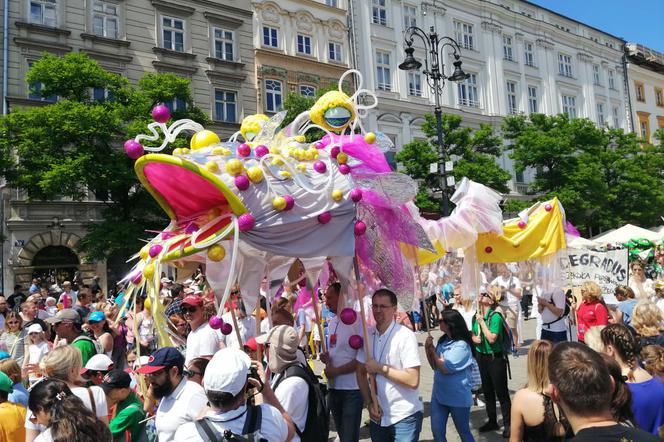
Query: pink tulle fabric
319 134 391 173
565 221 581 237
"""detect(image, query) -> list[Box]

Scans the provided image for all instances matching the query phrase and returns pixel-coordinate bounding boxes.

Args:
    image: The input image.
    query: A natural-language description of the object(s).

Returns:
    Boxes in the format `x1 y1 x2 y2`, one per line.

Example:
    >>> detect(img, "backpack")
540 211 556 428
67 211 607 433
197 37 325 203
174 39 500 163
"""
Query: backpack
194 404 265 441
542 289 572 328
486 310 514 379
273 362 329 442
72 334 104 355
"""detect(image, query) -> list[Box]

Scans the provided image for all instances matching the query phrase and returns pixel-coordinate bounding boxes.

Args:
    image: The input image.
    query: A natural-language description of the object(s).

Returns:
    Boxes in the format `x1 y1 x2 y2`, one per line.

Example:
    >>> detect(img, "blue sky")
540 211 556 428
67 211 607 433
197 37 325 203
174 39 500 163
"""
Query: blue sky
527 0 663 51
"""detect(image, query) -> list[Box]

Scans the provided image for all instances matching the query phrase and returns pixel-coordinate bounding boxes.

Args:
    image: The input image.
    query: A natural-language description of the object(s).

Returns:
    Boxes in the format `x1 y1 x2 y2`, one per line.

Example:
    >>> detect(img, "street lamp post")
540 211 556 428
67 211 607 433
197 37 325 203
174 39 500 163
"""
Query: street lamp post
399 26 469 217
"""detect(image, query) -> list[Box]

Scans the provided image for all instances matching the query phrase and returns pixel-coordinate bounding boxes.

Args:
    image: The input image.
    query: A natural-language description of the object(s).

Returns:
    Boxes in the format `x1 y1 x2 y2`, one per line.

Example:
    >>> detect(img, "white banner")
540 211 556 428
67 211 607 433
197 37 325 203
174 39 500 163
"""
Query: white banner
560 248 629 302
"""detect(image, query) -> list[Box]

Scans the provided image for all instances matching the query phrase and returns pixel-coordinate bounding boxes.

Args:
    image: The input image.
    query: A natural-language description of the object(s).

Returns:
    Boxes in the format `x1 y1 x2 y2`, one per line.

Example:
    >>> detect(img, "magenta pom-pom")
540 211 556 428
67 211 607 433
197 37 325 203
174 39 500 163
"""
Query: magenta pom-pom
318 212 332 224
339 308 357 325
283 195 295 211
313 161 327 174
161 231 175 240
349 189 363 203
124 140 144 160
185 222 199 234
151 104 171 124
254 145 269 157
354 220 366 236
130 271 142 285
348 335 363 350
545 203 553 212
484 246 493 254
234 175 250 191
339 164 351 174
208 316 224 330
238 213 255 232
314 141 325 150
237 143 251 157
518 220 527 229
149 244 163 258
221 323 233 335
330 146 340 159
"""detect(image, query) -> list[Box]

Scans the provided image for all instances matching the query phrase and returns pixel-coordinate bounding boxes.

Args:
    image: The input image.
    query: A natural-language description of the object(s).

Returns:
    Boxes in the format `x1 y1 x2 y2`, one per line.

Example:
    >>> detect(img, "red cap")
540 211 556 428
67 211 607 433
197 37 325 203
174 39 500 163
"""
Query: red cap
181 295 204 307
244 337 257 351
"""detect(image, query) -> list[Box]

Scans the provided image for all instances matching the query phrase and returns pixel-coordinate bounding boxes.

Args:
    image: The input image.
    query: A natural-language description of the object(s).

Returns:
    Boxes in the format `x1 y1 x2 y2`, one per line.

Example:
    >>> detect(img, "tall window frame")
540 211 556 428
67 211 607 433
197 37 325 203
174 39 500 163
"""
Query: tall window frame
561 94 577 118
92 0 118 39
592 64 601 86
458 73 479 107
162 16 185 52
265 79 283 113
214 90 237 123
558 53 573 77
596 102 605 126
524 41 535 67
408 72 421 97
454 21 474 51
213 28 234 61
375 50 391 91
506 81 518 114
608 69 616 90
403 5 416 28
297 34 313 55
262 26 279 48
503 35 514 61
527 85 538 113
30 0 57 27
372 0 387 26
635 82 645 102
328 42 342 62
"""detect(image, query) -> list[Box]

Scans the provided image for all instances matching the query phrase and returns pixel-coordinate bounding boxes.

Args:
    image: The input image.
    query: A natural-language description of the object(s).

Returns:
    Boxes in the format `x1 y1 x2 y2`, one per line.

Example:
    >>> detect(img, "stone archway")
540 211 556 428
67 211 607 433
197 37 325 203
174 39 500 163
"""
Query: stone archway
12 231 96 287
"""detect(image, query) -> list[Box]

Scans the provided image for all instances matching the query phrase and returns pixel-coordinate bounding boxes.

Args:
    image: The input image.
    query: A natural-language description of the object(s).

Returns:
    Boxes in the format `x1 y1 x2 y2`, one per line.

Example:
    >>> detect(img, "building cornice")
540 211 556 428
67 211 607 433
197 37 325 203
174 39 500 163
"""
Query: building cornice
15 21 70 36
152 60 198 75
81 48 133 64
255 48 348 72
13 37 71 53
152 47 197 60
80 33 131 47
203 11 244 28
151 0 195 16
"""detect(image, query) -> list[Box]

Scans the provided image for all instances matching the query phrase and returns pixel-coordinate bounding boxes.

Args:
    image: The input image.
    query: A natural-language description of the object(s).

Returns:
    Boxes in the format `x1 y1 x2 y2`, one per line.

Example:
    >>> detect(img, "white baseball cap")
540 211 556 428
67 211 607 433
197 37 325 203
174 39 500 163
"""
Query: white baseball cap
81 354 114 373
27 323 43 334
203 348 251 396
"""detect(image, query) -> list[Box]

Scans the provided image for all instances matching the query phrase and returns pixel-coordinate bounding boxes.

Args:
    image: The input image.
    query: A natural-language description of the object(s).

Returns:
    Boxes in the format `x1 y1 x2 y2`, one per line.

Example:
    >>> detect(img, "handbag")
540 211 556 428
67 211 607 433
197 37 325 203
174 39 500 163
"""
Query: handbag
469 357 482 392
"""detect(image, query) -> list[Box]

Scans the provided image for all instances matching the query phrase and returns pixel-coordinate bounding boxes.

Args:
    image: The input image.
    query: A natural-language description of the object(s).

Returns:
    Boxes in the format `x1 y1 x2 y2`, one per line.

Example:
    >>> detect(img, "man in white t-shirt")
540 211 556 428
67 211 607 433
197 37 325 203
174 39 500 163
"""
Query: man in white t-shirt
491 263 522 353
174 347 294 441
538 287 569 343
218 301 256 349
320 282 363 442
136 347 207 442
256 325 309 442
356 288 423 441
182 295 221 365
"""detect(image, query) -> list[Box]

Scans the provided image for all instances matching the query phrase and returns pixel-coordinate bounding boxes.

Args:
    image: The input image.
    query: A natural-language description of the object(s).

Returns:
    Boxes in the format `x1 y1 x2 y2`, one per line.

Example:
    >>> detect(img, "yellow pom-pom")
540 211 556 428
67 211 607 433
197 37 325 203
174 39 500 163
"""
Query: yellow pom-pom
207 244 226 262
332 189 344 202
296 163 307 172
226 158 244 176
212 147 226 155
364 132 376 144
240 114 269 141
271 157 284 166
144 296 152 311
190 130 221 150
143 263 155 280
181 148 191 154
246 166 264 183
279 170 292 179
139 246 149 261
204 161 219 173
336 152 348 164
172 148 182 156
273 196 287 211
295 135 306 143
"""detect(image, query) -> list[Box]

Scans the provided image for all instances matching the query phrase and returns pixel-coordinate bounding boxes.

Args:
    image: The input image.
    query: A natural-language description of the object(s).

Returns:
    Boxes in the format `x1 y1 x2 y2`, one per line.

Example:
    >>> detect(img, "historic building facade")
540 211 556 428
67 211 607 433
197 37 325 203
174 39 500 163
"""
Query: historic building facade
252 0 351 115
625 43 664 144
348 0 629 194
0 0 256 292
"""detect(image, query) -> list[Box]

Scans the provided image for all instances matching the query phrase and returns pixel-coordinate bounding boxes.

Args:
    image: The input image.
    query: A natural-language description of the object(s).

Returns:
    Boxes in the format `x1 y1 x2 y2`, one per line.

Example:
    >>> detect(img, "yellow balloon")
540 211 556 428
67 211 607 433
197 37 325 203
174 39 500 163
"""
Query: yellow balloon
190 130 221 150
204 161 219 173
172 148 182 156
226 158 244 176
246 166 264 183
271 157 284 166
139 246 149 261
296 163 307 172
364 132 376 144
279 171 292 179
332 189 344 202
337 152 348 164
273 196 287 211
143 263 155 280
144 297 152 311
207 244 226 261
181 148 191 154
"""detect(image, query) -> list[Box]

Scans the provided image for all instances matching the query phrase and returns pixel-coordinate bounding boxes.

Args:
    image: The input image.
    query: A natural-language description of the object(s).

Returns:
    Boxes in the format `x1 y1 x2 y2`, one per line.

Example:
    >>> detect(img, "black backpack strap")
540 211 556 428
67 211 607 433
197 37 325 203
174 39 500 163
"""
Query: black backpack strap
272 363 311 438
241 405 263 435
195 418 222 442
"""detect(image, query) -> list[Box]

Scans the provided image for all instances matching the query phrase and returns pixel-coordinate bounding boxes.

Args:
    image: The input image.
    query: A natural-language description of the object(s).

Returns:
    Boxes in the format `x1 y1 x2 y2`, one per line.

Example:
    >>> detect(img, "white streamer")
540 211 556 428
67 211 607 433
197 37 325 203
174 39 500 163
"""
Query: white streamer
135 119 204 152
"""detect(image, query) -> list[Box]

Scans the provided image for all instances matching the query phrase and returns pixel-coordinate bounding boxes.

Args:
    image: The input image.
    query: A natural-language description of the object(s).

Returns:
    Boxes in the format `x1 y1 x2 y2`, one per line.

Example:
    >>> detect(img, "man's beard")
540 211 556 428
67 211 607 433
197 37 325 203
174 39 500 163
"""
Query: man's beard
152 376 175 399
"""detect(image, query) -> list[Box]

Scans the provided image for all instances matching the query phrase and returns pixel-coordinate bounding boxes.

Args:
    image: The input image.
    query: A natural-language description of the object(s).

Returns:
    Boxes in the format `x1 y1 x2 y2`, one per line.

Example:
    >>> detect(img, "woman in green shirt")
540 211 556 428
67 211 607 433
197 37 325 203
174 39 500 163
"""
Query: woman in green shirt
472 285 512 438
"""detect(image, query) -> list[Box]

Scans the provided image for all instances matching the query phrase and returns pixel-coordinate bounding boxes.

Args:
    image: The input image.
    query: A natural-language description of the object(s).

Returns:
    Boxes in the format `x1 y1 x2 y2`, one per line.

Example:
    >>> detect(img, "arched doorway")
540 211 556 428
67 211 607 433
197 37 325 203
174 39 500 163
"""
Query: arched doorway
31 246 80 285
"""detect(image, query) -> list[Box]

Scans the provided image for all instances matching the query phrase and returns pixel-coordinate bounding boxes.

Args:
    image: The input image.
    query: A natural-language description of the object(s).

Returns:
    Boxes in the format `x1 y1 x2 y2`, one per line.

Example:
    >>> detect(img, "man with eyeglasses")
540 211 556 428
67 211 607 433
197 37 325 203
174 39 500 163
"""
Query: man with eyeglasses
356 288 423 441
136 347 207 442
46 308 96 365
181 295 221 365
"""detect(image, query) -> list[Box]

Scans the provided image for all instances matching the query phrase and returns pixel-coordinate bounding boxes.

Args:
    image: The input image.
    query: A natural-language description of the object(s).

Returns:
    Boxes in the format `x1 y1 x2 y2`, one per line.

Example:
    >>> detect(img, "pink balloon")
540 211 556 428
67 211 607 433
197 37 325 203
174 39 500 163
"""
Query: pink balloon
237 143 251 157
339 308 357 325
221 323 233 335
130 271 142 285
348 334 363 350
313 161 327 174
149 244 163 258
254 145 269 157
354 220 366 236
161 231 175 240
330 146 340 159
349 189 363 203
518 220 526 229
208 316 224 330
283 195 295 211
339 164 351 175
234 175 250 191
484 246 493 254
124 140 144 160
314 141 325 149
238 213 255 232
545 204 553 212
151 104 171 124
318 212 332 224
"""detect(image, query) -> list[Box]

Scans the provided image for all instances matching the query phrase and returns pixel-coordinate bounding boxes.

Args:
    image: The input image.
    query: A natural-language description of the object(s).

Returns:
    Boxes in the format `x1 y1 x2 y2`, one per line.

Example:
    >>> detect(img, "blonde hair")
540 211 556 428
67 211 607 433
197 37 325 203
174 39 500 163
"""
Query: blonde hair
526 340 553 393
581 281 602 301
40 345 82 383
0 358 22 384
631 300 664 337
640 345 664 381
584 325 607 353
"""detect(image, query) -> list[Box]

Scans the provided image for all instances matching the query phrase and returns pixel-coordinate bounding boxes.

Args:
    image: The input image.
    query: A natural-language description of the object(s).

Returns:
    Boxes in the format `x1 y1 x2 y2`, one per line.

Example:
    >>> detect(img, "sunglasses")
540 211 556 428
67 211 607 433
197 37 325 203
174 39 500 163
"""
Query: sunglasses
184 369 203 378
88 320 100 325
481 293 493 299
181 306 199 314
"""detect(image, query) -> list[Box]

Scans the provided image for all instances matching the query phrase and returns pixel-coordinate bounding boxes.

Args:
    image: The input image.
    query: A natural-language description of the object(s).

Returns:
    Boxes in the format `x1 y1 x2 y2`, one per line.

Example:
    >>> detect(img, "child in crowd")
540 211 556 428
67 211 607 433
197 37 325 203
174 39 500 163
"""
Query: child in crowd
23 323 50 385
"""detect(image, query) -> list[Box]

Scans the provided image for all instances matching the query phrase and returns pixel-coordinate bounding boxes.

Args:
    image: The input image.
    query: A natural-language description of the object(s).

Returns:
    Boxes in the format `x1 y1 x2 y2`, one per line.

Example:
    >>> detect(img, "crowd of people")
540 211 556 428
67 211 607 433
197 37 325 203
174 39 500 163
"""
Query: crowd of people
0 256 661 442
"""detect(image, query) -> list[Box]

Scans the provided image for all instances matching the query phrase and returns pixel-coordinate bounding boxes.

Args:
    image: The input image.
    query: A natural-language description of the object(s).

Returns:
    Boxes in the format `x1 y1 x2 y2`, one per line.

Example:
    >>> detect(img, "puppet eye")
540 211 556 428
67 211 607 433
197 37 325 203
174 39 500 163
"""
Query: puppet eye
324 106 352 129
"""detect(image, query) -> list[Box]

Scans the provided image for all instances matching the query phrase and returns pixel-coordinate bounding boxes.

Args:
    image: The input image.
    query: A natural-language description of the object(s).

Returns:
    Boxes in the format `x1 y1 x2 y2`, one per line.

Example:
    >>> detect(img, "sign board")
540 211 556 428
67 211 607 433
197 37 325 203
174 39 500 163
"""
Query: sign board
560 248 629 303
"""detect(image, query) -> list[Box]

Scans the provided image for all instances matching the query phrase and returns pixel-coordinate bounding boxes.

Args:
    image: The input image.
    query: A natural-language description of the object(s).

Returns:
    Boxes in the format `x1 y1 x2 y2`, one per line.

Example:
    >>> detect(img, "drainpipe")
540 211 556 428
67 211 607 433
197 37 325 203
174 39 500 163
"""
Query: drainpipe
621 43 634 133
2 0 9 116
